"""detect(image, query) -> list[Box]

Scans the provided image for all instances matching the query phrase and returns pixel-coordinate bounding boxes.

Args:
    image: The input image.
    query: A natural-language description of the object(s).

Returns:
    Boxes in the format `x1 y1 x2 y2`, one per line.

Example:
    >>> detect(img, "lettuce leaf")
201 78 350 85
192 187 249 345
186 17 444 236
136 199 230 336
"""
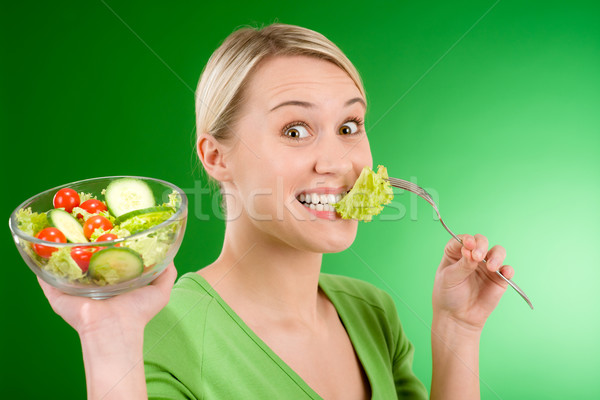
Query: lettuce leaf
78 192 96 203
333 165 394 222
90 228 109 241
16 208 49 236
123 222 179 267
44 247 84 280
124 235 169 268
164 190 181 209
71 206 93 221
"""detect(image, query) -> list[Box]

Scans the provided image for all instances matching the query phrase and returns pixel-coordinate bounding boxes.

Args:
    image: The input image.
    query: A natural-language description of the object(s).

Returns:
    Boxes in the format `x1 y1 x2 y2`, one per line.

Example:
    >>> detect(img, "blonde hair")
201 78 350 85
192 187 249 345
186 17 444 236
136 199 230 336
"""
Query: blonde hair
195 23 366 142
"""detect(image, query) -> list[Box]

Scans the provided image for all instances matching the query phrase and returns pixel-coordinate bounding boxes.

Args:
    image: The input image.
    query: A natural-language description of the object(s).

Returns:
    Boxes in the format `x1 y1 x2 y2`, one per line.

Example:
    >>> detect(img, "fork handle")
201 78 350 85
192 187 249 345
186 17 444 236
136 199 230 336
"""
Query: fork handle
451 233 534 309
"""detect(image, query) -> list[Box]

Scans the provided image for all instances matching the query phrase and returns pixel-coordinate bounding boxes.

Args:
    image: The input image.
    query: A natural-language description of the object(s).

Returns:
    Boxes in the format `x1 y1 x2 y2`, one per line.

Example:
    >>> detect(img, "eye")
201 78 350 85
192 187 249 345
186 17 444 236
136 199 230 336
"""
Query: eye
283 124 310 139
339 121 359 135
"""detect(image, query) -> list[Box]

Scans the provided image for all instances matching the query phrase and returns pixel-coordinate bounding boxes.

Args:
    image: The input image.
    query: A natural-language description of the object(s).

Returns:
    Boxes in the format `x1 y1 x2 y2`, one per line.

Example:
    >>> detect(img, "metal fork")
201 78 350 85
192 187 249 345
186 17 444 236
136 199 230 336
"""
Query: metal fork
387 176 534 309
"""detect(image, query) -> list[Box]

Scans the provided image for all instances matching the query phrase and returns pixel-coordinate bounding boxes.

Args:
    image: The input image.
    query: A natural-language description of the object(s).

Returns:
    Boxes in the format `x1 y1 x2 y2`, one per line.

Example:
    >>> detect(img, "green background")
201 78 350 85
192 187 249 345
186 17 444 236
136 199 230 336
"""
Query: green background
2 0 599 398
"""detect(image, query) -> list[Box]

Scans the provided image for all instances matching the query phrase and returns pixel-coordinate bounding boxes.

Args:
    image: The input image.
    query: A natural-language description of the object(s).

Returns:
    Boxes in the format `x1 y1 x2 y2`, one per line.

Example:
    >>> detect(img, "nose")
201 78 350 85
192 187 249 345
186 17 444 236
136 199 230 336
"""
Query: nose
314 135 353 176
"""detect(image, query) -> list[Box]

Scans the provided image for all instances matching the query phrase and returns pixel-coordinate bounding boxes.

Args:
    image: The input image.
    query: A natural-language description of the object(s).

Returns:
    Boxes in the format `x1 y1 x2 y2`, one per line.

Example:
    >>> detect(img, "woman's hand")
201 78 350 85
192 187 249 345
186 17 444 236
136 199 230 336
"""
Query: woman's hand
37 263 177 400
38 262 177 336
432 234 514 331
430 234 513 399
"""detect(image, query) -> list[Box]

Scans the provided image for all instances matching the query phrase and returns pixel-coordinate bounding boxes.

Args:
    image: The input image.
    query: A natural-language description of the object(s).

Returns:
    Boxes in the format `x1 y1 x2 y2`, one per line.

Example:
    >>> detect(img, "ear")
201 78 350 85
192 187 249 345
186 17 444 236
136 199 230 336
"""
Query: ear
197 133 232 182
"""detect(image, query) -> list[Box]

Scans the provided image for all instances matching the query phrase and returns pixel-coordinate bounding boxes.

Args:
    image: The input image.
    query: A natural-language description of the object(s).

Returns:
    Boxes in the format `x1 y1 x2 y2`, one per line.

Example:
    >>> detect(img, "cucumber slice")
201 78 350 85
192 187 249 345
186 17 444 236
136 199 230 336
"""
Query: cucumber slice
89 247 143 284
105 178 155 218
115 206 174 225
48 209 88 243
118 206 175 235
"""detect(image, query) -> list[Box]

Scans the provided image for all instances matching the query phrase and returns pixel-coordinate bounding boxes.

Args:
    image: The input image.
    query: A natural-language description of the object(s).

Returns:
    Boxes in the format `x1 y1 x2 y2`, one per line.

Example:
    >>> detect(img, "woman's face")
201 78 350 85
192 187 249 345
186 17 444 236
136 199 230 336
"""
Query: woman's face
221 55 372 253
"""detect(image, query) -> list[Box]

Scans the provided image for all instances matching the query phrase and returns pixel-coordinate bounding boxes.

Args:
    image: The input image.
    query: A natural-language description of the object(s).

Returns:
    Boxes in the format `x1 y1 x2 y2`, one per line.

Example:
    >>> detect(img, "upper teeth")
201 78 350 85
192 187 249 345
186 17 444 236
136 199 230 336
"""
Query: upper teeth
298 193 343 205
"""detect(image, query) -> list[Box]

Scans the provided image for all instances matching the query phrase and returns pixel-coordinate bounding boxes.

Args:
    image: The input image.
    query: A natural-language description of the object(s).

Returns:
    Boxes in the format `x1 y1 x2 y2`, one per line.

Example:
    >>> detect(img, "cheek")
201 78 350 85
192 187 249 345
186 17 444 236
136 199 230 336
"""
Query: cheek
231 157 290 215
350 137 373 171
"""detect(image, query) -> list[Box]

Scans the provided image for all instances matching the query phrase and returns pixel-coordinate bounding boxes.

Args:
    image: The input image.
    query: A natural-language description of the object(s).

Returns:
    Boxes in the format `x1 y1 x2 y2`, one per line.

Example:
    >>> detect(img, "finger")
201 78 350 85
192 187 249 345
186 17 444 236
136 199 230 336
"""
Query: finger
498 264 514 280
471 233 489 263
37 277 79 316
37 276 62 304
484 245 507 272
442 234 475 265
152 263 177 294
123 263 178 317
139 263 177 308
444 235 481 284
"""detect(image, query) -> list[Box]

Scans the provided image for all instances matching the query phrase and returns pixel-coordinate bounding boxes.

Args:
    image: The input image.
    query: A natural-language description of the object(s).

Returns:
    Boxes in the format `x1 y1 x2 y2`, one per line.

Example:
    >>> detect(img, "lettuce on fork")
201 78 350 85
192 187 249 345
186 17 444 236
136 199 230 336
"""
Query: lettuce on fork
333 165 394 222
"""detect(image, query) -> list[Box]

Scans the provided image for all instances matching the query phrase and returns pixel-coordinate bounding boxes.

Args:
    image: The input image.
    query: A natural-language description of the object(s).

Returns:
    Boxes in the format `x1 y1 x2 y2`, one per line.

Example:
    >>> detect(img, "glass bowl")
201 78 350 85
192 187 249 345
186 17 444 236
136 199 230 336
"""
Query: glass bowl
8 176 187 299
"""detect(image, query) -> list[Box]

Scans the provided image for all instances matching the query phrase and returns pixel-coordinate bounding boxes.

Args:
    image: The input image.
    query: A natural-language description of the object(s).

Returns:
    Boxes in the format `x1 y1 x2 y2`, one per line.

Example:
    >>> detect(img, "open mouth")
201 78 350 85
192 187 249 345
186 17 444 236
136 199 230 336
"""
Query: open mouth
296 190 349 212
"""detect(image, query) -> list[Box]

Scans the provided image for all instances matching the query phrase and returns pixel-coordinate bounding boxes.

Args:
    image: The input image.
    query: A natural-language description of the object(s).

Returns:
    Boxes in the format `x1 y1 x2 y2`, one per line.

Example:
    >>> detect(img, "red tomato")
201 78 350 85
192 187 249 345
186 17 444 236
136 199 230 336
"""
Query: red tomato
34 227 67 258
83 215 113 239
95 233 120 246
78 199 107 218
70 246 100 272
53 188 80 213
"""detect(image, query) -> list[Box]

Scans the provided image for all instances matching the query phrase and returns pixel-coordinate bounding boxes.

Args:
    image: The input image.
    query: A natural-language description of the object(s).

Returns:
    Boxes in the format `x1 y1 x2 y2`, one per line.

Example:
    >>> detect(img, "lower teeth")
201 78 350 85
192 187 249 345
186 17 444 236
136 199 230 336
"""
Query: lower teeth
303 202 334 212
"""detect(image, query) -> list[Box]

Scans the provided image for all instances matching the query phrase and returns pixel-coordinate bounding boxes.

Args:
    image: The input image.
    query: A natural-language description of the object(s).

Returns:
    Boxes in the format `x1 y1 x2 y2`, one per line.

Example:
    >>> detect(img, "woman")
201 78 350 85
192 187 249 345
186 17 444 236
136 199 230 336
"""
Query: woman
39 24 514 399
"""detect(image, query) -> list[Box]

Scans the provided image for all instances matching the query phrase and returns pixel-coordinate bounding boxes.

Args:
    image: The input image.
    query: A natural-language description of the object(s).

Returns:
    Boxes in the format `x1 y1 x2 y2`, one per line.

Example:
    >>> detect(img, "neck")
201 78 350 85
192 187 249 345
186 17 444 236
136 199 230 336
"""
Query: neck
199 219 325 324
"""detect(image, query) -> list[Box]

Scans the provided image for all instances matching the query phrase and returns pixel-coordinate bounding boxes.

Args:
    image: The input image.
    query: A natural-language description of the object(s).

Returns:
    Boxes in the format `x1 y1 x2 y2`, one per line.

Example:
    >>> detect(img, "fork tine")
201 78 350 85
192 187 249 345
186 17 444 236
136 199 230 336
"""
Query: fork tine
387 177 434 204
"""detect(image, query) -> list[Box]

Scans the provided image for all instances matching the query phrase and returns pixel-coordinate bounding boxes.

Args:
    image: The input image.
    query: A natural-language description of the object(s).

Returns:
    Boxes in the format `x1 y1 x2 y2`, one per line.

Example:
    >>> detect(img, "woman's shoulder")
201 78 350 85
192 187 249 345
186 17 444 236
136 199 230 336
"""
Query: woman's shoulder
161 271 215 306
145 272 216 336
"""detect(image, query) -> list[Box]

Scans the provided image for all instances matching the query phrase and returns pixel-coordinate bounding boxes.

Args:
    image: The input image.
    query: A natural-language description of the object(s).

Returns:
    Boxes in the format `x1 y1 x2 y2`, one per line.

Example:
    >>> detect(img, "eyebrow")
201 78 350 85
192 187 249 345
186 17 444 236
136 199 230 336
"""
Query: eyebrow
269 97 366 112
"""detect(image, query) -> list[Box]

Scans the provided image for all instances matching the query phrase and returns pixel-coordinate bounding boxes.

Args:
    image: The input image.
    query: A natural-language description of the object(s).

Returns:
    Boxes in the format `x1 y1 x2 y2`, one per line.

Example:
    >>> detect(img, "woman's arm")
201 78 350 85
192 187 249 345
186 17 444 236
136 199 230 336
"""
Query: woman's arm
38 263 177 400
430 234 514 400
431 314 482 399
79 322 147 399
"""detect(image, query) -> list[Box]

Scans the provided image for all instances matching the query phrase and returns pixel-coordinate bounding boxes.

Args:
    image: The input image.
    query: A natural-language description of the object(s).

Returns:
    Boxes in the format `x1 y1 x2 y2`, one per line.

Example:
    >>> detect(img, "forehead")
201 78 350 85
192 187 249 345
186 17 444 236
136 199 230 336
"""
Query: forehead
244 55 363 109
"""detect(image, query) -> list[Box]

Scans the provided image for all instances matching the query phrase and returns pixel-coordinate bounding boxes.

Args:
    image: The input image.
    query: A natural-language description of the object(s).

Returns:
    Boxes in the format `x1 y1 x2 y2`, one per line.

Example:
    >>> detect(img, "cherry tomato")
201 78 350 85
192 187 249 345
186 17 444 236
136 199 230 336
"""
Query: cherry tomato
83 215 113 239
70 246 100 272
95 233 120 246
53 188 80 213
34 227 67 258
77 199 107 219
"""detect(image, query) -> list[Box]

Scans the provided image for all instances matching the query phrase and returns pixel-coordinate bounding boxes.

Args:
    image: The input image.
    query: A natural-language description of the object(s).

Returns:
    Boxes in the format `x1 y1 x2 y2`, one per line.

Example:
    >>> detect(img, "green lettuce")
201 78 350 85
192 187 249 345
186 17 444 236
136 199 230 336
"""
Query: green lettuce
16 208 49 236
164 190 181 209
109 226 131 239
78 192 96 203
124 235 169 268
333 165 394 222
90 228 109 241
99 209 116 224
123 222 179 267
44 247 84 280
71 206 93 221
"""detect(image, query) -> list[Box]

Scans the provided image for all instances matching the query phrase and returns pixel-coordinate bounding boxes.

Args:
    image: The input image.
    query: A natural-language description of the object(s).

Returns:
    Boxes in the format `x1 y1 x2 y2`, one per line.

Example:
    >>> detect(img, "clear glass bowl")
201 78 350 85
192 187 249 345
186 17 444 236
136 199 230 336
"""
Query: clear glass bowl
8 176 187 299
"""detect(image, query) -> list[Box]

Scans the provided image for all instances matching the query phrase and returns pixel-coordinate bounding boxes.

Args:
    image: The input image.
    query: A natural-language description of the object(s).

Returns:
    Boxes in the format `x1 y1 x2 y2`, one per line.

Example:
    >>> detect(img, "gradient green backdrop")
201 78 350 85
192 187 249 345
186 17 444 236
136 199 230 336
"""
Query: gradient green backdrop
2 1 599 398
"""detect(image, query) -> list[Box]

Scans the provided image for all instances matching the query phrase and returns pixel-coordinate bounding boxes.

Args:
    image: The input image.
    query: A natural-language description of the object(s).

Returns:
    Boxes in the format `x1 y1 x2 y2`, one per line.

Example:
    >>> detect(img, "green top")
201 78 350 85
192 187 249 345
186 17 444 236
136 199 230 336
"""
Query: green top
144 272 428 399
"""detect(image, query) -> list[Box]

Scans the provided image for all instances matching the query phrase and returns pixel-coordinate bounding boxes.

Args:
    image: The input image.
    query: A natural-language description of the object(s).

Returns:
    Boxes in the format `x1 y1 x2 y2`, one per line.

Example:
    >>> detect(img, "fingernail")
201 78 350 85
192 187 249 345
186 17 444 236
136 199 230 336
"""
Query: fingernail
487 257 497 268
473 250 482 260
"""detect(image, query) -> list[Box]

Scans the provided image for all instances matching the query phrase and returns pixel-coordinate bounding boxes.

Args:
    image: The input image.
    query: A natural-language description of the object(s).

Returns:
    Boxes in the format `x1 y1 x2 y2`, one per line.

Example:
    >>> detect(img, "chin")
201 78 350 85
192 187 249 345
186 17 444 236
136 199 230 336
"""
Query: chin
308 221 358 254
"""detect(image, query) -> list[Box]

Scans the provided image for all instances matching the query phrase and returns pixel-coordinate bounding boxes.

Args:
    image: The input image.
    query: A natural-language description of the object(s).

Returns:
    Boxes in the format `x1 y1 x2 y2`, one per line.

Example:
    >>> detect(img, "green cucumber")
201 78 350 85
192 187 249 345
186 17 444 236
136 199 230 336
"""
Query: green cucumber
115 206 174 225
47 209 88 243
89 247 144 284
105 178 155 218
118 206 175 235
